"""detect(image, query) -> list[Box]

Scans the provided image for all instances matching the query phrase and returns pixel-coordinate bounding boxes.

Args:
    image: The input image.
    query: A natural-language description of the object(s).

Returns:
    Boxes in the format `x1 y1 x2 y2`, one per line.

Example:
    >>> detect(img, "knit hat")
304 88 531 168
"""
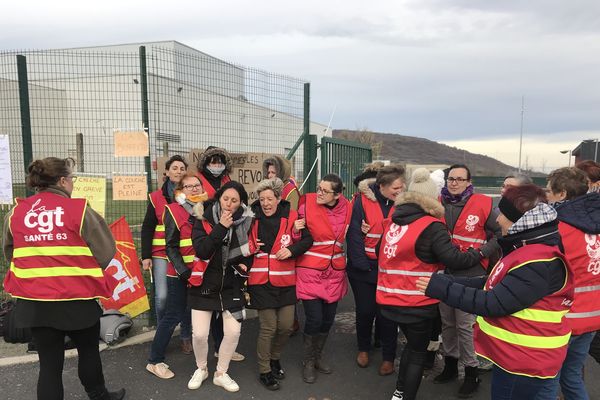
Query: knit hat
430 169 446 195
408 168 438 199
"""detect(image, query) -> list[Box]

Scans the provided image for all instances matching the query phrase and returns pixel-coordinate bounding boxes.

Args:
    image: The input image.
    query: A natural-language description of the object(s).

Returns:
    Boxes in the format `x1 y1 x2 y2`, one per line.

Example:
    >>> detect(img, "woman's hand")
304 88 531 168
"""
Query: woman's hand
238 264 248 272
220 210 233 228
275 247 292 260
416 277 431 293
141 258 152 271
361 219 371 234
293 218 306 233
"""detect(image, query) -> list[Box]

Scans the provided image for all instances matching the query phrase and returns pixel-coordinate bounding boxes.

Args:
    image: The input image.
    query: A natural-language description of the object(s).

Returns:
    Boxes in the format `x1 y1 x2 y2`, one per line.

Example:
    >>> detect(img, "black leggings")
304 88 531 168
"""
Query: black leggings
302 299 338 335
396 318 434 400
31 321 105 400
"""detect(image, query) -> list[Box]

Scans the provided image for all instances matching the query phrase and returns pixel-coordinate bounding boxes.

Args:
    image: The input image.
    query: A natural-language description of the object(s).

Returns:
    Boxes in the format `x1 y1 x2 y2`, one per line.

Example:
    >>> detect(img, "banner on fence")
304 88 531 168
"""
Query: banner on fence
114 130 149 157
0 135 13 205
72 175 106 217
101 217 149 318
112 175 147 201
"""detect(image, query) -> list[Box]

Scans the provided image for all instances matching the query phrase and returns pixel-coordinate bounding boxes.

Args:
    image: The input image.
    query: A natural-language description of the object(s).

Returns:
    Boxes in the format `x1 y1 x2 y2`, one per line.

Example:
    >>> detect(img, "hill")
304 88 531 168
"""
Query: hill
332 129 543 177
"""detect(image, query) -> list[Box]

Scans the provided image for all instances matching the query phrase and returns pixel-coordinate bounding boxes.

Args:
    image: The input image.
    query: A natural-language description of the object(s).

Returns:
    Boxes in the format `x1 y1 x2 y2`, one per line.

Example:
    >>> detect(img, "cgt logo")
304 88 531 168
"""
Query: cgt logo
24 199 65 233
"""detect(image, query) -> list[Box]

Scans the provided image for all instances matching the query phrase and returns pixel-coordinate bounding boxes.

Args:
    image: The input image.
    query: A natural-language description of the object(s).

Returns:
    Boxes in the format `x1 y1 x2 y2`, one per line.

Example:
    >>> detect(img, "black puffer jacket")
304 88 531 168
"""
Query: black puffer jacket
189 200 253 312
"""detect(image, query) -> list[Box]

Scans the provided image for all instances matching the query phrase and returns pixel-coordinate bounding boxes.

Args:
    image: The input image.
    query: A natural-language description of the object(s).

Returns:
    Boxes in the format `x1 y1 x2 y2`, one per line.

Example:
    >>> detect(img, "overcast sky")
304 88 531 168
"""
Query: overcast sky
3 0 600 172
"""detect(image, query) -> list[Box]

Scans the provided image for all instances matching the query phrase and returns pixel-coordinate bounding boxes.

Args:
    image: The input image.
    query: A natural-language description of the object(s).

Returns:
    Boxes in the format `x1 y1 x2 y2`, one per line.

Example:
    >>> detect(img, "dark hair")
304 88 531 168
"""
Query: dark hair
26 157 75 190
502 184 547 214
207 154 225 165
576 160 600 183
375 164 405 187
165 155 188 170
448 164 471 180
175 173 202 191
321 173 344 194
547 167 588 200
215 181 248 205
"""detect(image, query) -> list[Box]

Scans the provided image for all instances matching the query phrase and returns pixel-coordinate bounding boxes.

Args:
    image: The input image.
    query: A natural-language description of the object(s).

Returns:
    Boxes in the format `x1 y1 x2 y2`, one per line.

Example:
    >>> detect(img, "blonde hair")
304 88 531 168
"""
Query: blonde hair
256 178 284 198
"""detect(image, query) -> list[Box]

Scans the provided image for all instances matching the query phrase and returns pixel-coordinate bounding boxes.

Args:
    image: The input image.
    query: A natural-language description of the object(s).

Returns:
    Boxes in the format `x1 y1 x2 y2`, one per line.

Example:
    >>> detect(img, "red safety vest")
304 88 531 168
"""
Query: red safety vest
248 210 298 287
196 173 231 200
295 193 352 271
4 192 117 301
361 194 393 260
376 216 442 307
445 193 492 270
281 178 299 202
558 221 600 335
149 190 168 259
187 220 213 287
165 203 197 277
474 244 573 379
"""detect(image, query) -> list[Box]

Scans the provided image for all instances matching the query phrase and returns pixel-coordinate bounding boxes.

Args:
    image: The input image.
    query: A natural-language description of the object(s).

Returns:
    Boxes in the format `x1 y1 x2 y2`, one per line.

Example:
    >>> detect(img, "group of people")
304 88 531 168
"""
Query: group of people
4 149 600 400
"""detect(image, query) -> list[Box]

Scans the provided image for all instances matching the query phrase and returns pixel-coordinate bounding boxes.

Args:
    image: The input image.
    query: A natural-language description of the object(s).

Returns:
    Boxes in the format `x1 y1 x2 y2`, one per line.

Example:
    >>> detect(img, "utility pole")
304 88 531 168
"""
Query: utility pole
518 96 524 173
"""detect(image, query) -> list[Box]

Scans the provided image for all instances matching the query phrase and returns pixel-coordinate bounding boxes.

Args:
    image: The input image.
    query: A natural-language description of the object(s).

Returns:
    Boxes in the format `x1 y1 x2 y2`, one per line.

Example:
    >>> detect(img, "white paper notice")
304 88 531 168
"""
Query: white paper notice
0 135 13 204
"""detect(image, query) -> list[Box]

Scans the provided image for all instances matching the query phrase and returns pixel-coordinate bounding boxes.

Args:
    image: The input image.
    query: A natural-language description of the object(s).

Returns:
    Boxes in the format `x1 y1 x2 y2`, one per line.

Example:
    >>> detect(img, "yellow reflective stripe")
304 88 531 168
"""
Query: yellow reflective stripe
155 225 165 232
152 239 166 246
511 308 568 323
179 239 192 247
182 255 195 263
10 263 104 278
477 316 570 349
13 246 93 258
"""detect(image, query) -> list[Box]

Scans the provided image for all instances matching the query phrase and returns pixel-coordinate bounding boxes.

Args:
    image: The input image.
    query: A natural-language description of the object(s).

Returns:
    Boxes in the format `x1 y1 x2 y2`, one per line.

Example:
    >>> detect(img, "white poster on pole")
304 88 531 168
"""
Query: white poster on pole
0 135 13 204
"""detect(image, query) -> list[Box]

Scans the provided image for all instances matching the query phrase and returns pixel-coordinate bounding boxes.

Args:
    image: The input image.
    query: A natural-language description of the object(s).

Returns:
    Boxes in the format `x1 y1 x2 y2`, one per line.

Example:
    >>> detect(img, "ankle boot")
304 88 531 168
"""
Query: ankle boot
314 333 332 374
458 366 480 398
270 359 285 380
86 386 126 400
302 334 317 383
433 356 458 383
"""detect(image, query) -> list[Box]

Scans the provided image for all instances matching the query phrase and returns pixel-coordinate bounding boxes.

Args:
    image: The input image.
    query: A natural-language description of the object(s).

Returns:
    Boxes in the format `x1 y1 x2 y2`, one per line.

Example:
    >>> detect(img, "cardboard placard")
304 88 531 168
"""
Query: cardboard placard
72 175 106 217
112 175 147 201
0 135 13 205
114 130 149 157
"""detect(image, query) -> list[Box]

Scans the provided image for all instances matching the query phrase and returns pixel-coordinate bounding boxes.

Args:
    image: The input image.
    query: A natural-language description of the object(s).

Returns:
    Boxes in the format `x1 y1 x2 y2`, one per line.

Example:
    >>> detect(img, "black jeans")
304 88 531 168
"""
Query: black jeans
395 318 434 400
302 299 338 335
31 321 105 400
349 277 399 361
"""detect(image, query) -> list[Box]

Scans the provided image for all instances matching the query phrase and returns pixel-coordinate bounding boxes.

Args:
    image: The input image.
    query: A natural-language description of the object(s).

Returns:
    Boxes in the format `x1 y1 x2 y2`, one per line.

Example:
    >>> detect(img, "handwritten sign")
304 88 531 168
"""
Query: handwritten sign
0 135 13 204
72 175 106 217
114 131 149 157
112 175 147 201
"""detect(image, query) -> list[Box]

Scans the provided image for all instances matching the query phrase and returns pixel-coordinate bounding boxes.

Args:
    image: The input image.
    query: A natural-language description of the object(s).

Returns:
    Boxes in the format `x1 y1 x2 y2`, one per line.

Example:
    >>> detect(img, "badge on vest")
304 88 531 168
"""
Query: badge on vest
465 215 479 232
23 198 68 242
487 262 505 290
383 223 408 259
585 233 600 275
280 234 291 249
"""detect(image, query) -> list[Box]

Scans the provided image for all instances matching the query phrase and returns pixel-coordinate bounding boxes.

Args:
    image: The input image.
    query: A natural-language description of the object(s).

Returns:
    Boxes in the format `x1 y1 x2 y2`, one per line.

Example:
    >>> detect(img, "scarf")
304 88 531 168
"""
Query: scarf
211 202 254 263
440 184 474 204
508 203 557 235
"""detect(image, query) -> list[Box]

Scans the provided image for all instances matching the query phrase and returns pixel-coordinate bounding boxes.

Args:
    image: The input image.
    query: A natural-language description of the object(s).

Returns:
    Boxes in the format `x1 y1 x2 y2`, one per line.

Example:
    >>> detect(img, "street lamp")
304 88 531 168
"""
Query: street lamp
560 150 572 167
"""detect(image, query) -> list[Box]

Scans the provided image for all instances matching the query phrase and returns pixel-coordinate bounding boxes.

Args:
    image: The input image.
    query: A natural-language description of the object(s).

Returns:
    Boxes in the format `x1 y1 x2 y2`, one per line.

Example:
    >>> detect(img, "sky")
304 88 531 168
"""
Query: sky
2 0 600 173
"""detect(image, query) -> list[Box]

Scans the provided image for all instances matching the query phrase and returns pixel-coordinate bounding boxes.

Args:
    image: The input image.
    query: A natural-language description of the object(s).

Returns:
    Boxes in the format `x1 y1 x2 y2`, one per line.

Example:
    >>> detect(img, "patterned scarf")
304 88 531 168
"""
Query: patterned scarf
508 203 557 235
211 202 254 262
440 184 474 204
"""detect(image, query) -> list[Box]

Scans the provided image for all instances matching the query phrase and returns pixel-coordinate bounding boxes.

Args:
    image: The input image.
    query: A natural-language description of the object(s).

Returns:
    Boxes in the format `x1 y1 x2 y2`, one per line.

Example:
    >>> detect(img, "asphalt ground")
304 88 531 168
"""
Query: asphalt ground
2 294 600 400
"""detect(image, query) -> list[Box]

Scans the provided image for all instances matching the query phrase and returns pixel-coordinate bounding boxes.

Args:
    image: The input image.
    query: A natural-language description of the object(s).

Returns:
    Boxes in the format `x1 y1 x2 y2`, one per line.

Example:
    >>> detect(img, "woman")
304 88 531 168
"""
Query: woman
140 155 192 354
576 160 600 193
188 181 254 393
294 173 351 384
248 178 313 390
2 157 124 400
416 184 574 400
145 174 206 380
196 146 232 199
263 155 300 210
544 167 600 400
376 168 481 400
347 164 405 375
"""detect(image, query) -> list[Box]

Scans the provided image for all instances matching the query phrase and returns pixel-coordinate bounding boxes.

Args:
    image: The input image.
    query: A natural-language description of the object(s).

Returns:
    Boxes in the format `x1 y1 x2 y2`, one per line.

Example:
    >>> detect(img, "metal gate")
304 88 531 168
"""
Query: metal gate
320 137 372 199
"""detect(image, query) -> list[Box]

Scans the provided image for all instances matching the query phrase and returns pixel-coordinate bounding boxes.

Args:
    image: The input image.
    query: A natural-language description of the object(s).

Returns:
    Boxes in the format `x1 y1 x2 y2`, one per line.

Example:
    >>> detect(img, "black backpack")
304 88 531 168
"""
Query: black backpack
1 300 32 344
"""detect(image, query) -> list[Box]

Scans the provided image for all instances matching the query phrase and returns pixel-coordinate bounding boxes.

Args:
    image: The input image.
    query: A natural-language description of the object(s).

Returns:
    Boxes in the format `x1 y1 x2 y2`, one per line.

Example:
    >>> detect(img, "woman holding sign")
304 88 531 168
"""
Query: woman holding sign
2 157 125 400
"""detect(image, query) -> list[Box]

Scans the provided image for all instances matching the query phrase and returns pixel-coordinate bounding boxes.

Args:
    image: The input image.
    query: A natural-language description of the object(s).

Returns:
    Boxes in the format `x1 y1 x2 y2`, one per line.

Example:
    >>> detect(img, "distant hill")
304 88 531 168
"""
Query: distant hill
332 129 544 177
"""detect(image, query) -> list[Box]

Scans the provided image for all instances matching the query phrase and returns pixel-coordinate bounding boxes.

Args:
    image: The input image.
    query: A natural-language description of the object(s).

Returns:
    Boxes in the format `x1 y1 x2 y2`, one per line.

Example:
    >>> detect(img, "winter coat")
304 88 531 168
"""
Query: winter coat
141 180 172 260
346 179 394 284
295 196 350 303
379 191 482 324
189 199 254 312
246 200 313 309
197 147 233 194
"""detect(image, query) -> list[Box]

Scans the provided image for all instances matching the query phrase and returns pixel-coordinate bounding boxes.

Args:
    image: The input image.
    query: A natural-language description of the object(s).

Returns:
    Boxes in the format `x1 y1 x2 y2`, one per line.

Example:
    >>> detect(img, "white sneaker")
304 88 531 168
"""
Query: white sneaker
214 351 246 361
213 372 240 392
146 362 175 379
187 368 209 390
391 389 404 400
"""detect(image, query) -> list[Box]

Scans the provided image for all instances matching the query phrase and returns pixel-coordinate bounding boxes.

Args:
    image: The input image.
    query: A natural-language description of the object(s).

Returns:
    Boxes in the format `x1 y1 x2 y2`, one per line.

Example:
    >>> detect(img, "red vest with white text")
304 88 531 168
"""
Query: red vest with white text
474 244 573 379
361 194 393 260
559 221 600 335
196 173 231 200
376 216 442 307
445 193 492 270
187 220 213 287
248 210 298 287
4 192 117 301
295 193 352 271
149 190 168 259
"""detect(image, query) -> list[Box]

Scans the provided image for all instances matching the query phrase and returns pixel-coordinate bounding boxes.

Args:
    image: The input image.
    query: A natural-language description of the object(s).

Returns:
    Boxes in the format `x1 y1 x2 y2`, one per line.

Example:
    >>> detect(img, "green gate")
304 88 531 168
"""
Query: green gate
320 137 372 199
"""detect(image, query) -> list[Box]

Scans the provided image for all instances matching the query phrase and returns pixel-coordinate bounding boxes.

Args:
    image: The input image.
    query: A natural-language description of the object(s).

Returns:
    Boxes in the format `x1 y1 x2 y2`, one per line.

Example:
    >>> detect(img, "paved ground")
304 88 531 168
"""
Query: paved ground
2 295 600 400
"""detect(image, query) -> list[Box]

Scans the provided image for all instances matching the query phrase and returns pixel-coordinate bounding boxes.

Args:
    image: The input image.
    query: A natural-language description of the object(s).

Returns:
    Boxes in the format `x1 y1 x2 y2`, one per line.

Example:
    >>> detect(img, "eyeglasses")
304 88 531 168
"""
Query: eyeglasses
65 175 77 182
316 186 336 195
183 183 203 190
447 177 469 183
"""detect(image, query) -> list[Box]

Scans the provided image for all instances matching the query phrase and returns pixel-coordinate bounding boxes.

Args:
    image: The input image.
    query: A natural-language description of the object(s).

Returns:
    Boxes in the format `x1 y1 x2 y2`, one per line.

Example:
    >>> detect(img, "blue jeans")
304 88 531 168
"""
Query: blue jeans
152 258 191 340
149 277 188 364
491 365 556 400
543 332 595 400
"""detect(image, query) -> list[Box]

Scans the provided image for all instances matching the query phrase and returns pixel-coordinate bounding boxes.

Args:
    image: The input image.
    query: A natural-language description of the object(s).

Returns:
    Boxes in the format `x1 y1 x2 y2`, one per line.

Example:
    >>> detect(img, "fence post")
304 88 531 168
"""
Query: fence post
302 83 318 193
139 46 152 193
17 55 33 196
76 133 84 172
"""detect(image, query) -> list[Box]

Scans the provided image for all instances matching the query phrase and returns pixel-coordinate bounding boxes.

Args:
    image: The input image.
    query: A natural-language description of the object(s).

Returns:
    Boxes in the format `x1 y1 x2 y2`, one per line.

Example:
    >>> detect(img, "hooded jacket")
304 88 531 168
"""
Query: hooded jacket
197 147 233 195
262 155 300 209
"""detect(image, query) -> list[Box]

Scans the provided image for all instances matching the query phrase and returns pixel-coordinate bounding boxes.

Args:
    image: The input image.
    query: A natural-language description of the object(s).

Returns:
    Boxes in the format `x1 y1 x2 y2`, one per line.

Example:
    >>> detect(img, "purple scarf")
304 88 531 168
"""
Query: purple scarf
441 185 474 204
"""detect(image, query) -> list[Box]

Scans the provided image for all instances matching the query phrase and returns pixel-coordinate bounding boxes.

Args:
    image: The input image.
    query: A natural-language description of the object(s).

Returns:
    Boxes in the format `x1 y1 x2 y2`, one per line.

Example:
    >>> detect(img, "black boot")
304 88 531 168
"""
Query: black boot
270 359 285 380
433 356 458 383
86 386 126 400
259 372 280 391
458 366 480 398
302 334 317 384
314 333 332 374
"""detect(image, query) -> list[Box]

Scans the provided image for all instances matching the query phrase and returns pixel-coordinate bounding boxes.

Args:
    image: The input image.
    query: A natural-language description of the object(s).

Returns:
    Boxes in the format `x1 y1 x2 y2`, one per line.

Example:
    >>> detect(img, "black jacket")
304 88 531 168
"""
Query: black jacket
189 200 253 312
141 181 171 260
556 192 600 235
164 201 204 280
247 200 313 309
